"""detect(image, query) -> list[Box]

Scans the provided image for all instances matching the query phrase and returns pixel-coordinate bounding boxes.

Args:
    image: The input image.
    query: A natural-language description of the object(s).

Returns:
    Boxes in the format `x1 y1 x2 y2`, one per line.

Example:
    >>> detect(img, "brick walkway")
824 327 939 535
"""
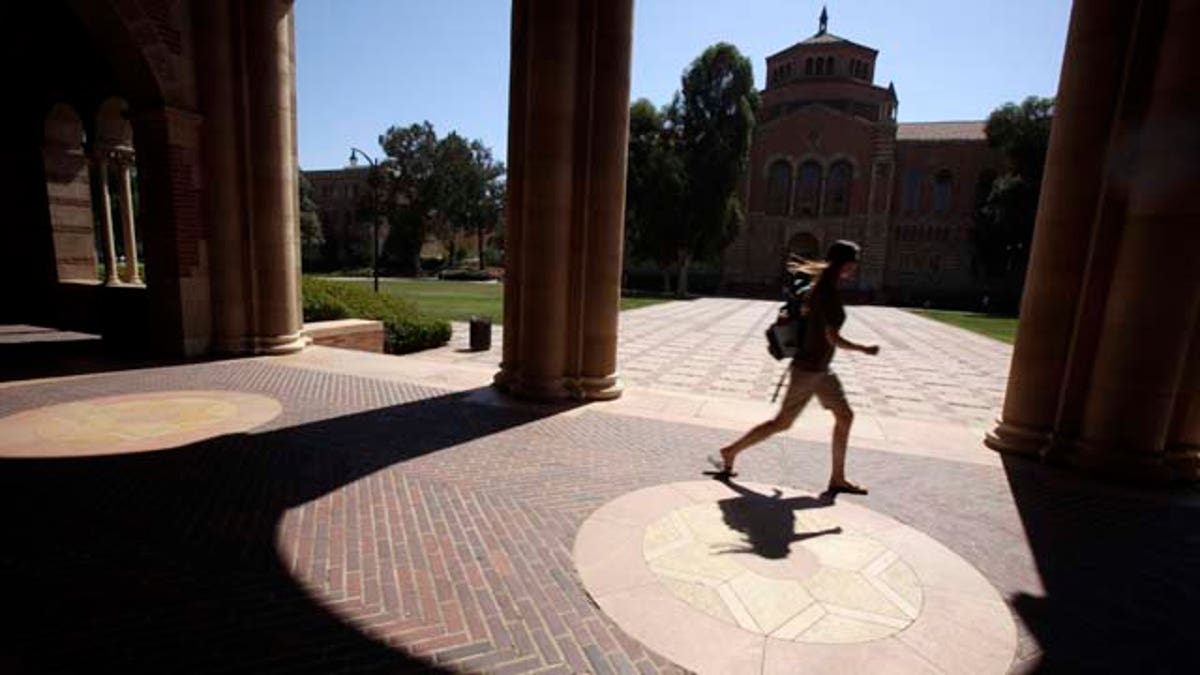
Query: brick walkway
1 307 1198 673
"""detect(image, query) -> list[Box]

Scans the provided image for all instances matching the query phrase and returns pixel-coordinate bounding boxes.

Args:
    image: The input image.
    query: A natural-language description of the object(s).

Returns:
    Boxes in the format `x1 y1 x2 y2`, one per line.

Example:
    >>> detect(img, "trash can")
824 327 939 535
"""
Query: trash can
469 316 492 351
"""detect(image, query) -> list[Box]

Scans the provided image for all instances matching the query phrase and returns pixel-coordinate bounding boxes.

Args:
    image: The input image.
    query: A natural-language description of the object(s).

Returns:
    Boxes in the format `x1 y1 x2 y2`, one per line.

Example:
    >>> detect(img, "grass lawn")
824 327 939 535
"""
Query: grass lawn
324 277 670 323
909 309 1019 344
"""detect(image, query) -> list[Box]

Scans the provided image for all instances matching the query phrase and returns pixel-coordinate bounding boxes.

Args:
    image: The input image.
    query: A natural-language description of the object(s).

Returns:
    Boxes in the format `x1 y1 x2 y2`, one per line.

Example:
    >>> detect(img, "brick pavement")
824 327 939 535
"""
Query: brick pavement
1 325 1198 673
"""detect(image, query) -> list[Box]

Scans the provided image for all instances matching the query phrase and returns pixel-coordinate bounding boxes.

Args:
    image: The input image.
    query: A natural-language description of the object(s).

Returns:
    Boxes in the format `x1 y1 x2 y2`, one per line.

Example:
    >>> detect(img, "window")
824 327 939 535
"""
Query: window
805 58 813 75
815 58 825 76
765 160 793 216
933 170 954 214
974 169 997 209
824 161 852 216
826 56 834 75
902 169 924 214
795 161 823 217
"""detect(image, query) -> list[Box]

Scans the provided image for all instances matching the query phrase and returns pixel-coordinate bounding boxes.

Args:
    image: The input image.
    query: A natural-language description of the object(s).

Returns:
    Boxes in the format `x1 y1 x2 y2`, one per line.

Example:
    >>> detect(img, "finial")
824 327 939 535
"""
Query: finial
819 6 828 34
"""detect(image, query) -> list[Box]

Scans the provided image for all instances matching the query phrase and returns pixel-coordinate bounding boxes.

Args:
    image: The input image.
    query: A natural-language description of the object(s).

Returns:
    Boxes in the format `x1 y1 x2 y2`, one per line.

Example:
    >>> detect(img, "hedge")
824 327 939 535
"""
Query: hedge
302 276 451 354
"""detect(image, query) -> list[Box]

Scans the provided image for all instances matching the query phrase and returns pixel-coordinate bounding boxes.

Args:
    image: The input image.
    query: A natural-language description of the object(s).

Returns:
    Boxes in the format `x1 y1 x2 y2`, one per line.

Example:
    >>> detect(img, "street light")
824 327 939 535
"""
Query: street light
349 147 381 293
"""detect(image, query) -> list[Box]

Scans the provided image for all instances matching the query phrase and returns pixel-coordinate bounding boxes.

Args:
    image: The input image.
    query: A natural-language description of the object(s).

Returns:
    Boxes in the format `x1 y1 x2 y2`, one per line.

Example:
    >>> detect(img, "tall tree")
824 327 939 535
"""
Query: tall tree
298 170 324 264
378 122 438 275
625 98 686 291
972 96 1054 308
675 43 759 296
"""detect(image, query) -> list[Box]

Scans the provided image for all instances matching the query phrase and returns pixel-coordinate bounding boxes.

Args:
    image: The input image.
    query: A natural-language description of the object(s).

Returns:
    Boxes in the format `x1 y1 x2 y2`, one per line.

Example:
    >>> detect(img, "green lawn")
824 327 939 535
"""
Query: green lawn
323 277 670 323
909 309 1019 344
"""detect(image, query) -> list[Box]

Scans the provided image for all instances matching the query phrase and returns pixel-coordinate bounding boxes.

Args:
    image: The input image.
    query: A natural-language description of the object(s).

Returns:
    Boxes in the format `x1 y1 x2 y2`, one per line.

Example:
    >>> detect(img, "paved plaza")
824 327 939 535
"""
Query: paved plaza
1 302 1197 674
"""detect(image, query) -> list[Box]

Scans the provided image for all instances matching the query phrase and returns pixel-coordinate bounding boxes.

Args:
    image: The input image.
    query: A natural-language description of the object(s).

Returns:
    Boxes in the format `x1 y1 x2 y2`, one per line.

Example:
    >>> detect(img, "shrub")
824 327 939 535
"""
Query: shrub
437 268 499 282
301 276 451 354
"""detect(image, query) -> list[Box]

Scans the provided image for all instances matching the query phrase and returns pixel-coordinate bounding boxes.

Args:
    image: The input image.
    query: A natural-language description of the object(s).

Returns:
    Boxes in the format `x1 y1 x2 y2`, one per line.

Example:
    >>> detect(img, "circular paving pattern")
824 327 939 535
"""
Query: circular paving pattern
0 390 283 457
575 481 1016 674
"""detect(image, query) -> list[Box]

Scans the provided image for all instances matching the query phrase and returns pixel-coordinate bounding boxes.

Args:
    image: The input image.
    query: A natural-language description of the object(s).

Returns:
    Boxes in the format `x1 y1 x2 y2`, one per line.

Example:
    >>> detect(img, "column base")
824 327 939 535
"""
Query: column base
249 332 308 356
984 419 1052 458
1049 439 1200 483
493 367 623 401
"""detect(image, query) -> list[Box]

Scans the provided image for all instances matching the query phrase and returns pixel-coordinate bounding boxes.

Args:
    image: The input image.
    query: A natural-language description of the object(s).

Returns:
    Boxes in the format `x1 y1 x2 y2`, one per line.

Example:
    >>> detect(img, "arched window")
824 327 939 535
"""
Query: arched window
805 58 813 75
826 56 835 75
824 161 853 216
933 170 954 214
815 58 824 76
765 159 793 215
794 161 823 217
902 169 924 214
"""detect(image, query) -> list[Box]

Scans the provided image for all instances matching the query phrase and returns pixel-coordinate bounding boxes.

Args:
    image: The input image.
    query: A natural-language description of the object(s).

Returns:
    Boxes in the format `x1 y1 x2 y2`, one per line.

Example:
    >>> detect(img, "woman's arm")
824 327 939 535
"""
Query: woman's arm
826 327 880 355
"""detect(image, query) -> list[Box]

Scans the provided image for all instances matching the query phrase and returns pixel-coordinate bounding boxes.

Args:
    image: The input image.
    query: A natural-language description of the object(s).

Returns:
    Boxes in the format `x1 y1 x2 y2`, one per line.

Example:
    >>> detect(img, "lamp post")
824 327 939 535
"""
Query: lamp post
348 147 381 293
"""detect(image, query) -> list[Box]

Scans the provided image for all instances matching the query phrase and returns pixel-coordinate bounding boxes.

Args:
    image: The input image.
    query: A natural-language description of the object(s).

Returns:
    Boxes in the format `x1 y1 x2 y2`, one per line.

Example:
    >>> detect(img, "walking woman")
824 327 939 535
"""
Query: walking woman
713 240 879 494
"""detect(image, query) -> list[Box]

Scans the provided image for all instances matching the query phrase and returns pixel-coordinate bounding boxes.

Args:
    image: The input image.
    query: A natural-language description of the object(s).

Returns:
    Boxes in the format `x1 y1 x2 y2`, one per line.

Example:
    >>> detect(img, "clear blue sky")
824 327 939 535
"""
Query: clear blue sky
296 0 1071 170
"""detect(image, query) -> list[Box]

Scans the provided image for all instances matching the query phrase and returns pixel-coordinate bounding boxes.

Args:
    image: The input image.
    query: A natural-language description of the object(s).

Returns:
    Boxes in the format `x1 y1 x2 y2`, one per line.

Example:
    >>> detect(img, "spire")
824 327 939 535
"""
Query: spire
818 6 828 35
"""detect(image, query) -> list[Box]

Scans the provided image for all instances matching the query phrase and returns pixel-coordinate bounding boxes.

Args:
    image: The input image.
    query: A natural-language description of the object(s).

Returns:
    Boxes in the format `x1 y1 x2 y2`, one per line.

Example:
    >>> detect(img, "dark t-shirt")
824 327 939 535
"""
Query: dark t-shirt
794 284 845 371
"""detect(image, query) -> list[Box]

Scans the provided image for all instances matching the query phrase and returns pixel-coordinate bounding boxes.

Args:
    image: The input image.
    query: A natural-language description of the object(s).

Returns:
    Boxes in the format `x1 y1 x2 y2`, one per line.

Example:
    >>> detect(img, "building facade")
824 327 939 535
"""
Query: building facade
303 166 374 269
723 11 1003 305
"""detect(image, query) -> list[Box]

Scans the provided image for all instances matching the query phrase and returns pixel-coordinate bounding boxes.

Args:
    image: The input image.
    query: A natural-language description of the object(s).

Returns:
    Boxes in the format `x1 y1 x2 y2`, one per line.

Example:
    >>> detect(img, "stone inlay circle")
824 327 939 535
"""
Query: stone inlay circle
0 390 283 457
575 481 1016 674
643 502 922 643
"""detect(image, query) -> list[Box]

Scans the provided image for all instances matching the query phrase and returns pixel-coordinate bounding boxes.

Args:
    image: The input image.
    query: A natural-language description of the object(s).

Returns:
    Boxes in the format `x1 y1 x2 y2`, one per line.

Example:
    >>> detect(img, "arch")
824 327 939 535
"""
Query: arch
805 58 813 75
44 103 86 150
95 97 133 151
815 57 825 76
787 232 820 261
933 169 954 214
826 56 835 74
824 160 853 216
765 159 793 216
794 160 823 217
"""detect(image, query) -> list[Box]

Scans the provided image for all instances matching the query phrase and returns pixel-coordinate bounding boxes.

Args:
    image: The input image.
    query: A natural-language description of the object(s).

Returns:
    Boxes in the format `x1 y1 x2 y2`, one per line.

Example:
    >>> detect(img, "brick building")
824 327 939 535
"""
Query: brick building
723 10 1003 304
303 166 374 268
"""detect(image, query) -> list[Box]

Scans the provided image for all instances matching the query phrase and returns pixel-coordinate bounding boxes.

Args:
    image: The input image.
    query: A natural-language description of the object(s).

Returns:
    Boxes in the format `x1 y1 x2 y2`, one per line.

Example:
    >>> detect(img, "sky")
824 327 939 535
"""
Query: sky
296 0 1072 170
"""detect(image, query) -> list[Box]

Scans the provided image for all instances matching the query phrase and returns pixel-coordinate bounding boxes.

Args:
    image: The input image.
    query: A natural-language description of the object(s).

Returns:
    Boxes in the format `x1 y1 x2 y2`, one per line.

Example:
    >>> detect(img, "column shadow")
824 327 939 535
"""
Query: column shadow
0 387 577 674
1001 454 1200 673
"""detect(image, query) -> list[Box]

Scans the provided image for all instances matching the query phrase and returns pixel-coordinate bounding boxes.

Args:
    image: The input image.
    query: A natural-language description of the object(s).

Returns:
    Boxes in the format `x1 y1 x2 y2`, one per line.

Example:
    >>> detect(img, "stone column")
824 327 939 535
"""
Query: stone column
1071 0 1200 480
115 151 141 285
985 1 1142 457
242 0 305 354
496 0 633 401
195 0 250 353
96 155 120 285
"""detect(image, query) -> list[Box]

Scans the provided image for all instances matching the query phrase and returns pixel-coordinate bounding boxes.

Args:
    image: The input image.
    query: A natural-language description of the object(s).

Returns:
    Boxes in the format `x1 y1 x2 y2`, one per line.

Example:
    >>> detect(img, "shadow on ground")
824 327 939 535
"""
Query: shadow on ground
0 387 575 674
1002 455 1200 674
715 480 840 558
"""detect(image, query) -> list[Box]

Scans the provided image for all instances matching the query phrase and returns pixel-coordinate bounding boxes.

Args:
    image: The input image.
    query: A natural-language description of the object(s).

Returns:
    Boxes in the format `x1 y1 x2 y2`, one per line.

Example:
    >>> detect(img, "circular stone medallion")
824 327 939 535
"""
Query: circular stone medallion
574 481 1016 674
0 390 283 457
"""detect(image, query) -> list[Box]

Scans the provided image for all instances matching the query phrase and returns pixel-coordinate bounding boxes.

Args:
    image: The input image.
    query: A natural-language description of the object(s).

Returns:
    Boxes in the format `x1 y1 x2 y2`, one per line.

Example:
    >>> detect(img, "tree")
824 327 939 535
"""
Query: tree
624 98 686 291
972 96 1054 309
377 122 506 275
298 170 324 264
675 43 759 296
378 122 438 275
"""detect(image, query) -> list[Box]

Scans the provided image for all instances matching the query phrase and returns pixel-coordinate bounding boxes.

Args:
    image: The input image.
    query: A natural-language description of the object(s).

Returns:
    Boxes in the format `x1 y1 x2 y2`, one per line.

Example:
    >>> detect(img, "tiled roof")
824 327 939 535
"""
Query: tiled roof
896 121 987 141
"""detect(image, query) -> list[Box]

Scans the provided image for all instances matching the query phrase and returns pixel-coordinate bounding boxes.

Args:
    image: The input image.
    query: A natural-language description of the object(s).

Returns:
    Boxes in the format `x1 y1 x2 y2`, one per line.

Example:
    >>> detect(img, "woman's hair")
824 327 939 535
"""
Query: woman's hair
787 240 861 293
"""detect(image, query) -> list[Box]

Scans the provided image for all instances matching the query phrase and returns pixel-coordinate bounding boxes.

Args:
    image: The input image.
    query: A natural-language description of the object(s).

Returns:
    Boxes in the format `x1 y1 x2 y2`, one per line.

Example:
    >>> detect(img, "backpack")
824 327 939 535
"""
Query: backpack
765 282 811 360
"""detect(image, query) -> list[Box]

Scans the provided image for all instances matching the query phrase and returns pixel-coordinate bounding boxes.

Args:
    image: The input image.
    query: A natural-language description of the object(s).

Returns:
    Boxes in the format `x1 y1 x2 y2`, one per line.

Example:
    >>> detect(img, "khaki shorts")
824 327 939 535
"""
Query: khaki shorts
776 365 851 424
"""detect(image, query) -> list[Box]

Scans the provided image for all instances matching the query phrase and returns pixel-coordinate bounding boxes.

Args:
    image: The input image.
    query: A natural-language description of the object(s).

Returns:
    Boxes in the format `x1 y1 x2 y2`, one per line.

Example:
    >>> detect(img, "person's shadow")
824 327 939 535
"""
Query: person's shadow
714 479 841 559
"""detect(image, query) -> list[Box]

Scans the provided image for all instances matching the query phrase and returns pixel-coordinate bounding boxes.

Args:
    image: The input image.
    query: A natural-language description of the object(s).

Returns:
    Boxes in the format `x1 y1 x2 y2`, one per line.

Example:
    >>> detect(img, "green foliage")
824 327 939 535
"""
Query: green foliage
298 170 324 258
972 96 1054 309
301 276 450 354
910 309 1018 344
624 44 759 297
377 122 505 275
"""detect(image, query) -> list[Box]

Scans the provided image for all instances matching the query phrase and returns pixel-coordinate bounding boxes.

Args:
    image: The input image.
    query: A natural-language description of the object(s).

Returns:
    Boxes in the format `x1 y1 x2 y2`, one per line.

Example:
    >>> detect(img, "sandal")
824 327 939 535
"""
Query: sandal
706 454 738 479
826 481 868 495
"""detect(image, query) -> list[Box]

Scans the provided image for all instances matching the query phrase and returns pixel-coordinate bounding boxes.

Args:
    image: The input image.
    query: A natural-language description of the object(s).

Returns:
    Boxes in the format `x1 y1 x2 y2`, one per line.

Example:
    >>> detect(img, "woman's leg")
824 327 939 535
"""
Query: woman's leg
718 367 815 471
817 372 867 493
